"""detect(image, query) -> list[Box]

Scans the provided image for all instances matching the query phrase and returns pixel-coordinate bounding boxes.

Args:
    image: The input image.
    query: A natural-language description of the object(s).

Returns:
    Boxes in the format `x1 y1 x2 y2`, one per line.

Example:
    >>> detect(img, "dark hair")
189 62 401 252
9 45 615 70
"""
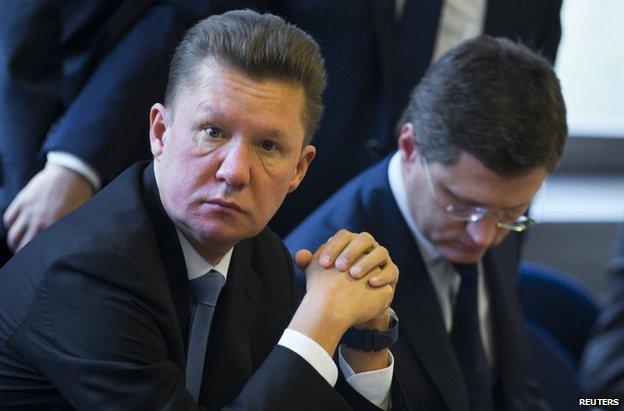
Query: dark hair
165 9 327 144
398 35 567 175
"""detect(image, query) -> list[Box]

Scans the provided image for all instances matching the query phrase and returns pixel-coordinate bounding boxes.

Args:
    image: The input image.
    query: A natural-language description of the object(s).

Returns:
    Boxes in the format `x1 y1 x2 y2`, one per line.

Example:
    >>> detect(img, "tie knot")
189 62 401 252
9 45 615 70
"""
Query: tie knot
189 270 225 306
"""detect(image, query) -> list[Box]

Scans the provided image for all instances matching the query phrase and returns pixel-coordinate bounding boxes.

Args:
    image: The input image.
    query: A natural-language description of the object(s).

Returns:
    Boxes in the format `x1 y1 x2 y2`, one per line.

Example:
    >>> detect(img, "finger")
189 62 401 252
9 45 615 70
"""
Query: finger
367 262 399 288
361 275 395 311
347 245 389 279
357 266 382 283
333 231 378 272
3 197 22 229
318 229 355 268
294 249 314 270
6 215 28 252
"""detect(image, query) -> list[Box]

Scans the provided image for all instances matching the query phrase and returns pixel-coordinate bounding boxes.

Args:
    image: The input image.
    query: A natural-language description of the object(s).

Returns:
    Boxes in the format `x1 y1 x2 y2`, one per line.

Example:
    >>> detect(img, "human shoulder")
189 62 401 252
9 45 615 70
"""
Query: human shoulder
286 157 392 250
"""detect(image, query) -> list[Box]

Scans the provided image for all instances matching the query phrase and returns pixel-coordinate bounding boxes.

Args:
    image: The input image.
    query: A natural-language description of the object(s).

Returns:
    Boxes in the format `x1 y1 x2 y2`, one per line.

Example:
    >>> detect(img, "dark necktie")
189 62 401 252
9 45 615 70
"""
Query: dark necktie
186 270 225 400
451 263 493 411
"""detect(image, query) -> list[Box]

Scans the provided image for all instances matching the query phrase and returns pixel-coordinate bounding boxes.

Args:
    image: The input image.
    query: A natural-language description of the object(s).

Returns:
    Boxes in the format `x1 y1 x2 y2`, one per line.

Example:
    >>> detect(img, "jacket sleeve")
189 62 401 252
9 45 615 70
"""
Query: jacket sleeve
42 3 194 184
18 249 201 410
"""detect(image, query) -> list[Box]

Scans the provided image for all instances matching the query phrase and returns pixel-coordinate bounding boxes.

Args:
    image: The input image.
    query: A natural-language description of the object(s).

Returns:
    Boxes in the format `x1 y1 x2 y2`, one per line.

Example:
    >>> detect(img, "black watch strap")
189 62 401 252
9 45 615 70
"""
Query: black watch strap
341 308 399 351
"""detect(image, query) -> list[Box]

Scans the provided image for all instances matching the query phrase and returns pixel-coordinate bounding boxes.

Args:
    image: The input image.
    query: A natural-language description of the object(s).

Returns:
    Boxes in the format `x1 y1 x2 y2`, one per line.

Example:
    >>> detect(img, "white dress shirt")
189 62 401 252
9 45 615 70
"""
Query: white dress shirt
387 152 494 364
395 0 487 62
432 0 487 62
46 151 101 191
175 230 394 409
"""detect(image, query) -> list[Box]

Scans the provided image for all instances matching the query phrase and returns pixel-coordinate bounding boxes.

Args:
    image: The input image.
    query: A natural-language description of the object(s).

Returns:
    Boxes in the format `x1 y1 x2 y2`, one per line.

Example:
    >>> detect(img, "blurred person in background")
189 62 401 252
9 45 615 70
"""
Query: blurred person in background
0 1 210 262
580 224 624 398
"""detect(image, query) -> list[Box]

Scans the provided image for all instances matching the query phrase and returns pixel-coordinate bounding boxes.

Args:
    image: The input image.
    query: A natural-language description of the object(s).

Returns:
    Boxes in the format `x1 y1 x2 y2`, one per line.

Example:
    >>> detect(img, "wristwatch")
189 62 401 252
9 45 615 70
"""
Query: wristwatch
340 308 399 351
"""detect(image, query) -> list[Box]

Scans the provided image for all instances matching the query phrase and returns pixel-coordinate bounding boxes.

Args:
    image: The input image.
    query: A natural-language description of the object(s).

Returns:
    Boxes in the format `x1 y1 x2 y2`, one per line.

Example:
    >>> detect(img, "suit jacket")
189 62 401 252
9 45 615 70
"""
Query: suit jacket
0 0 206 245
579 225 624 397
248 0 563 236
286 156 546 410
0 163 378 410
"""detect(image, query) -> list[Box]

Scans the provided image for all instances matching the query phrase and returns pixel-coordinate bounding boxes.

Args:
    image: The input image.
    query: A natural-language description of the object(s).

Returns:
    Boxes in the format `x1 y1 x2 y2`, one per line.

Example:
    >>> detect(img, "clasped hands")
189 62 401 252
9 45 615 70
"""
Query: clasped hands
289 229 398 363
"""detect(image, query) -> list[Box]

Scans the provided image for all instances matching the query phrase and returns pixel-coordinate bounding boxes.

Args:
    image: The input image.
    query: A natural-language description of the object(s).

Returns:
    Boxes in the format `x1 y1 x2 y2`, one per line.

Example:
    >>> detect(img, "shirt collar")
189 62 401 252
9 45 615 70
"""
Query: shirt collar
175 229 233 280
387 151 442 265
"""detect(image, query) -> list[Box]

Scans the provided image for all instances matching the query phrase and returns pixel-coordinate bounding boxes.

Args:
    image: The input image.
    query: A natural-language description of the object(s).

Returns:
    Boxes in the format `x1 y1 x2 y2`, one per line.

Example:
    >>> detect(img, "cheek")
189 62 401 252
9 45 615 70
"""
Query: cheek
160 156 211 206
411 198 447 232
428 220 466 242
253 168 295 213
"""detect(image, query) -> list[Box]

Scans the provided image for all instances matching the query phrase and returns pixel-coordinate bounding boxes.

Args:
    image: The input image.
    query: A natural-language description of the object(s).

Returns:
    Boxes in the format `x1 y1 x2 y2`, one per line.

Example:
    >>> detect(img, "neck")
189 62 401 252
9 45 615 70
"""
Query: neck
181 229 233 266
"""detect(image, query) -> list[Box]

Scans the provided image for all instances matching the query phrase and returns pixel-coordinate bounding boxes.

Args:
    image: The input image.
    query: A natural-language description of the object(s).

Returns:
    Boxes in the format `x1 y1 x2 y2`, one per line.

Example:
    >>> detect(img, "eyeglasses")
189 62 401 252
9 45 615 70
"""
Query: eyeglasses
421 157 536 232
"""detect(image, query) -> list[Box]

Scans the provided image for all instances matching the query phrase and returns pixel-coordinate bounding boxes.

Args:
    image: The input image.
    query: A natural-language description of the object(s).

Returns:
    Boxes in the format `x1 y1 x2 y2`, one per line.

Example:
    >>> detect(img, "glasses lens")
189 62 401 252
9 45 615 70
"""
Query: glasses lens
497 215 536 232
445 204 487 222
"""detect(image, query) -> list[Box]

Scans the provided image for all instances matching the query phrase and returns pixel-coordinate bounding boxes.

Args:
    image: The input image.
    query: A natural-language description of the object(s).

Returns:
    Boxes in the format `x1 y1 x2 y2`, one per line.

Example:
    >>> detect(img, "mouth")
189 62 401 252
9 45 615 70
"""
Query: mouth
205 199 243 212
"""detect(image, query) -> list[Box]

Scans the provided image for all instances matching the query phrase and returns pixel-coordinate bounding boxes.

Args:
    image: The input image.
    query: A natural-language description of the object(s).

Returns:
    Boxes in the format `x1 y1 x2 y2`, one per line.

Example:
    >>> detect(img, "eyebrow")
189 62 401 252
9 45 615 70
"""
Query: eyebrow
194 101 217 116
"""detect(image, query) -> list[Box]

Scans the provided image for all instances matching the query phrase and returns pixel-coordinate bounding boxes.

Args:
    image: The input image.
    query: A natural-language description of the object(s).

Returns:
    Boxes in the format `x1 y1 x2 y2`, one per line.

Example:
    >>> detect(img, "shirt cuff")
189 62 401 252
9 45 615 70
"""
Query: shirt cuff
47 151 101 191
278 329 338 386
338 345 394 410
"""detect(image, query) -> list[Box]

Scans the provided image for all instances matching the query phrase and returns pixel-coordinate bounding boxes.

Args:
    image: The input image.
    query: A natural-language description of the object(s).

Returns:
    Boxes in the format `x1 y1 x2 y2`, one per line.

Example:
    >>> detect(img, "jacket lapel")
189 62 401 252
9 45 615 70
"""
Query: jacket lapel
368 0 397 148
142 164 190 370
370 163 468 410
483 239 530 408
395 0 443 121
199 238 263 408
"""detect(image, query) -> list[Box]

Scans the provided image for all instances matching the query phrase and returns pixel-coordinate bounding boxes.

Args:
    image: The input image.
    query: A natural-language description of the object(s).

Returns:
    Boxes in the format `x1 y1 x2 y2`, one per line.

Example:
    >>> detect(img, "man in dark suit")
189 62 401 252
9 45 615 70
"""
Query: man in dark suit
287 36 568 410
0 1 212 261
580 225 624 399
0 10 401 410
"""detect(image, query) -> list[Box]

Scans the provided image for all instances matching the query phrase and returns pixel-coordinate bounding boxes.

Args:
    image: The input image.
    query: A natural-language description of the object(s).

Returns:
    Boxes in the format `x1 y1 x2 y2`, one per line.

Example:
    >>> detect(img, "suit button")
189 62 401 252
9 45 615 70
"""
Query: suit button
366 138 385 157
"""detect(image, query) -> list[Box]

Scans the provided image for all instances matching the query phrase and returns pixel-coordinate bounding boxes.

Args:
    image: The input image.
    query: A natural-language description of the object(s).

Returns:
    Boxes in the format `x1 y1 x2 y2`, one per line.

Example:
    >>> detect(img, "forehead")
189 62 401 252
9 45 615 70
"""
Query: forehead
173 62 306 139
431 151 547 209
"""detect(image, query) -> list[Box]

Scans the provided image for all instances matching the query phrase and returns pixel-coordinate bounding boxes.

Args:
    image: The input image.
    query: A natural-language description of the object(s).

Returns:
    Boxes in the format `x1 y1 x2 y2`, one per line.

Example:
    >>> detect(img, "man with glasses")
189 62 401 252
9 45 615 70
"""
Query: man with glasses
287 35 567 410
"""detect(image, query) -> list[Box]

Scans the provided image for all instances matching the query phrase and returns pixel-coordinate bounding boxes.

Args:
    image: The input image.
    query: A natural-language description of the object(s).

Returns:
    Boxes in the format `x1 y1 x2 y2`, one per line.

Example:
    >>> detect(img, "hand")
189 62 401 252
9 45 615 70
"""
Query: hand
3 163 94 252
294 229 397 288
288 230 398 357
294 230 398 330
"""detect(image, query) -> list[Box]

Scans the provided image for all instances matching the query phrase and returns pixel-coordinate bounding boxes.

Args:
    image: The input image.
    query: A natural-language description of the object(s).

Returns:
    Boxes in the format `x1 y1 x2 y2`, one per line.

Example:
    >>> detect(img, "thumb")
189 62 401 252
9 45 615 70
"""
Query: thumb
294 249 313 270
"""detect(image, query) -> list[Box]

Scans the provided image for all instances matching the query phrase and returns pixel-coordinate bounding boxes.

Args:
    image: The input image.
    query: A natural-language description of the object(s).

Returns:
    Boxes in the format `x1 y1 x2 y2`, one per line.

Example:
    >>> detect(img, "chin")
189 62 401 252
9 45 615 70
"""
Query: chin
177 215 246 244
439 245 485 264
197 225 253 244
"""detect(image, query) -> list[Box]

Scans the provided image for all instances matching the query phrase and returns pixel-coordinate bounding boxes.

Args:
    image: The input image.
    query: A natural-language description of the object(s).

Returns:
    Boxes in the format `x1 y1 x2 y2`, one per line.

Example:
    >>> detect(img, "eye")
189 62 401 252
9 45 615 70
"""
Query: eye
204 126 223 138
260 140 279 152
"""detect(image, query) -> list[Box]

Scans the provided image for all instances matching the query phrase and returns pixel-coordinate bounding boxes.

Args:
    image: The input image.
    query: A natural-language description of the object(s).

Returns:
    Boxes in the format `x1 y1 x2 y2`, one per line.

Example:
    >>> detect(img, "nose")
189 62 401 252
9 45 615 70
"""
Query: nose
465 217 498 249
215 139 251 189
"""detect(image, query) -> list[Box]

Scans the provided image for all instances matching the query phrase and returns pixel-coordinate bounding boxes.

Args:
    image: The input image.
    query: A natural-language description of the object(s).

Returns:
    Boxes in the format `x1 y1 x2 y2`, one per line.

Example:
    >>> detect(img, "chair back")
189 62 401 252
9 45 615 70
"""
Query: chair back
519 261 600 366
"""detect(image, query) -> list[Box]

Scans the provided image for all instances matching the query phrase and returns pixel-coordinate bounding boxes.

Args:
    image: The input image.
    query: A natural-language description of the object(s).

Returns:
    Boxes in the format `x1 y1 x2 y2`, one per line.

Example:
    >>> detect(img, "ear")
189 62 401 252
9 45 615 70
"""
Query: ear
287 145 316 193
397 122 420 162
149 103 169 158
